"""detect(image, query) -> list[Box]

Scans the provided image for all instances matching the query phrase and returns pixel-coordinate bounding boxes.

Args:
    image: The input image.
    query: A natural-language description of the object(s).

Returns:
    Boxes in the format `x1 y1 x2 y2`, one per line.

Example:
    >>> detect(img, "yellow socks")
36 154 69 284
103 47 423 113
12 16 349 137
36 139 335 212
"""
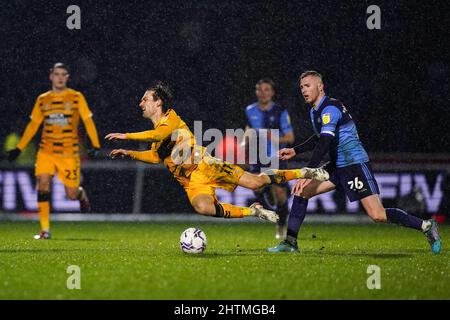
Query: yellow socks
264 169 302 184
215 203 252 218
37 191 50 231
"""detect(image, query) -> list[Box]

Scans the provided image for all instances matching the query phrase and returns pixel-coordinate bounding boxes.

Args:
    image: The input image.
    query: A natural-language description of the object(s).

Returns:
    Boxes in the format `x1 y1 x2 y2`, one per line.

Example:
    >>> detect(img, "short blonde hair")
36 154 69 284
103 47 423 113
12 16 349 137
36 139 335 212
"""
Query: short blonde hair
299 70 322 81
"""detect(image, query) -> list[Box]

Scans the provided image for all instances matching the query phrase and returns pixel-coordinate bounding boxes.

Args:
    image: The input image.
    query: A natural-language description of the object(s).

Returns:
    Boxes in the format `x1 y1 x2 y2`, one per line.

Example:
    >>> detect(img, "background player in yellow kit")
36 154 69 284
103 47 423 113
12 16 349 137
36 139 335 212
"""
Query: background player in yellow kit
7 63 101 239
106 81 328 222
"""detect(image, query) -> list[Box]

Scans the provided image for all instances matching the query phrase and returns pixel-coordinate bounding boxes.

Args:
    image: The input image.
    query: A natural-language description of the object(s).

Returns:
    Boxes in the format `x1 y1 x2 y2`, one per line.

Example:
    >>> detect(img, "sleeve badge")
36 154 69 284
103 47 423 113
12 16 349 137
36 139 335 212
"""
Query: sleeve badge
322 113 331 124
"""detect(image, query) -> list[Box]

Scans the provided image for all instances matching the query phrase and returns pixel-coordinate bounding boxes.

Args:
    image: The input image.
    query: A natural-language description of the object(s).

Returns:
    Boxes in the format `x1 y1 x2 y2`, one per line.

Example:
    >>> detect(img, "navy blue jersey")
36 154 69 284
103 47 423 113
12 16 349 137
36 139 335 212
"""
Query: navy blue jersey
245 102 293 171
310 96 369 167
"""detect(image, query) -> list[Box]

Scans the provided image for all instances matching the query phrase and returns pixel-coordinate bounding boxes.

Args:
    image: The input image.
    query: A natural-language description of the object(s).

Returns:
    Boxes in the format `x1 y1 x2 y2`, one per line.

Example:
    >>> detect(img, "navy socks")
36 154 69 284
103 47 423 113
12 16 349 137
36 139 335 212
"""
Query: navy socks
286 196 308 244
385 208 423 231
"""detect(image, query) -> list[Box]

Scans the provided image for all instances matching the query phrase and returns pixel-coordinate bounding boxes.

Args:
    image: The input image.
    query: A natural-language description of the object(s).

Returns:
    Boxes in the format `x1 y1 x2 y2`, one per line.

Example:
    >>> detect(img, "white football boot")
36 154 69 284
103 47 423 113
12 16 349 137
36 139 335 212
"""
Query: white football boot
250 203 279 223
300 167 329 181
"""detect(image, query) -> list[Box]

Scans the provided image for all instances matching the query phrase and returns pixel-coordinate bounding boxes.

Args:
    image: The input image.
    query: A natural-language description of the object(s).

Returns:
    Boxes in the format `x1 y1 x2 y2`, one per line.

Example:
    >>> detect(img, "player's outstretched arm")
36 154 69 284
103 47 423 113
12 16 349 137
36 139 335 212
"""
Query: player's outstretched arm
105 129 164 142
105 133 128 141
109 149 160 164
109 149 131 158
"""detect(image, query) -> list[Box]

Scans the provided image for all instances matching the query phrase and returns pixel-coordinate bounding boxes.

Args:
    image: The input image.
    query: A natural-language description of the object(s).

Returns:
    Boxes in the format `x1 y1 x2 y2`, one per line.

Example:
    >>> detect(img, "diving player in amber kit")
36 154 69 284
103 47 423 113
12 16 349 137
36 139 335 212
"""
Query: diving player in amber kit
106 81 329 222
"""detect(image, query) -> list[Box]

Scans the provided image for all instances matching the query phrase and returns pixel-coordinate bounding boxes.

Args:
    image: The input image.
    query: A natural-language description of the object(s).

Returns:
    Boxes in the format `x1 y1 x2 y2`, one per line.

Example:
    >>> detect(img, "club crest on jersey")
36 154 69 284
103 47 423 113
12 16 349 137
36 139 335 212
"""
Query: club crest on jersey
322 113 331 124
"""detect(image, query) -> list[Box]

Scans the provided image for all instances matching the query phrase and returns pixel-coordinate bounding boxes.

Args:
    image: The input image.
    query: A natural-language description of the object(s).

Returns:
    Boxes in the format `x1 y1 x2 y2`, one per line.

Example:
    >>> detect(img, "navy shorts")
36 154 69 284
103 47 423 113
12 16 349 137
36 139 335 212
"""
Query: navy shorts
325 162 380 202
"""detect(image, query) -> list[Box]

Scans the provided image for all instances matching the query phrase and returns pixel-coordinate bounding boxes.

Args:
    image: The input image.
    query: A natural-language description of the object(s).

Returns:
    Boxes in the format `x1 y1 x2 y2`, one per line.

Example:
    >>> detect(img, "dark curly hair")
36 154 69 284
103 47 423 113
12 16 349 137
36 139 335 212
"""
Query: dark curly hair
147 81 173 111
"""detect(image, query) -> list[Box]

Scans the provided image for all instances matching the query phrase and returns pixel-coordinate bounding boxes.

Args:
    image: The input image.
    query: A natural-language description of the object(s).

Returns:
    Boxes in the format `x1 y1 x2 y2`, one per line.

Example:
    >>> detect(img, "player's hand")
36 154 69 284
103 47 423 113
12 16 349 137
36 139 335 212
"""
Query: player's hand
7 148 21 162
105 133 127 141
109 149 130 159
278 148 296 160
292 179 312 196
87 147 100 159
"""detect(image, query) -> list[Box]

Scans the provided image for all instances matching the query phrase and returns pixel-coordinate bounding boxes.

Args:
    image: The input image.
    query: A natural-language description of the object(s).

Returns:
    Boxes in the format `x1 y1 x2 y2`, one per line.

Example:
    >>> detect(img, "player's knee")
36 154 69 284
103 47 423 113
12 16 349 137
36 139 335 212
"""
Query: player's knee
368 209 387 223
192 201 214 216
37 180 51 192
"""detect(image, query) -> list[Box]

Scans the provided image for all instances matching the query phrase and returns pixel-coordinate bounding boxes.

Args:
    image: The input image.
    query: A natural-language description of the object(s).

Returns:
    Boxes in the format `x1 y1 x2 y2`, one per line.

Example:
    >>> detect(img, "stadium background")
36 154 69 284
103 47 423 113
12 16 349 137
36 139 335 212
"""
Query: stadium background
0 1 449 220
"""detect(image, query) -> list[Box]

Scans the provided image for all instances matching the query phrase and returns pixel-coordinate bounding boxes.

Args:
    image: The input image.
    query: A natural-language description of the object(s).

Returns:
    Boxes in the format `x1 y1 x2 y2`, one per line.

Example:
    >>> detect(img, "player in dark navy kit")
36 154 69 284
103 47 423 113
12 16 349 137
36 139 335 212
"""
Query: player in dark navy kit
244 78 295 239
268 71 442 254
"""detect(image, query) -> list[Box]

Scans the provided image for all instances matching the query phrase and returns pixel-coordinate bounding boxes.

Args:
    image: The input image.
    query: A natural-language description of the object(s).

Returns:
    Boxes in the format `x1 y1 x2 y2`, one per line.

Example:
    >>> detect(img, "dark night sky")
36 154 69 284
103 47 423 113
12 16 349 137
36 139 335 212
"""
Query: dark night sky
0 0 449 153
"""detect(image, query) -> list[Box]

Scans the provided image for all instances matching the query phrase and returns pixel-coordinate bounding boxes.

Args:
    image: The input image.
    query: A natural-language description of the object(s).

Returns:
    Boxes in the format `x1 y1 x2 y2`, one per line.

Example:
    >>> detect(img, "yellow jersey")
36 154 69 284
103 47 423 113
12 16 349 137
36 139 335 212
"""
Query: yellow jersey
17 88 100 157
126 109 205 188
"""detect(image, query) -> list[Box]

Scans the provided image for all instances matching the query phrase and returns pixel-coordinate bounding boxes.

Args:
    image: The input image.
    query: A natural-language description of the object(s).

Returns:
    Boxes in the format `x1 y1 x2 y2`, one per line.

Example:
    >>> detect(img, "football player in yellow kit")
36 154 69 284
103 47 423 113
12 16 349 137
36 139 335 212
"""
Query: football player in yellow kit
106 82 328 221
7 63 101 239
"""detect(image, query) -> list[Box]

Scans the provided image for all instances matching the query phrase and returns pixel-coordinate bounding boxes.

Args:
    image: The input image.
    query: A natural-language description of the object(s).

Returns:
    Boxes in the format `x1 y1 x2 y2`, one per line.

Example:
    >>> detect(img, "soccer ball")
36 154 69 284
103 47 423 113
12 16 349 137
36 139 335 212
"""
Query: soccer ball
179 228 207 254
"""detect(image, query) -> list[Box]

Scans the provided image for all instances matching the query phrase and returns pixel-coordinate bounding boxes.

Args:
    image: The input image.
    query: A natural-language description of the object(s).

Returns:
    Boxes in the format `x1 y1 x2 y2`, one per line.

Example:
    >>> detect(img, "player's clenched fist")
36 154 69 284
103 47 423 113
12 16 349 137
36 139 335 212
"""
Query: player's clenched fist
278 148 296 160
105 133 127 140
109 149 130 159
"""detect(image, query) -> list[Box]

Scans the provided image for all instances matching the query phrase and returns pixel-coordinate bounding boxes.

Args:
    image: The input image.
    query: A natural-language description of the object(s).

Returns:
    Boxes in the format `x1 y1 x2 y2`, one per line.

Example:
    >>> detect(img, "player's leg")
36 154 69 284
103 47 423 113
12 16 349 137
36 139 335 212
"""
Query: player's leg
57 157 91 212
35 174 52 239
268 180 336 252
187 164 279 223
189 192 277 222
273 184 289 239
65 186 91 212
190 194 246 218
193 155 278 222
238 167 329 190
360 195 441 254
345 162 440 254
34 151 56 239
263 167 330 184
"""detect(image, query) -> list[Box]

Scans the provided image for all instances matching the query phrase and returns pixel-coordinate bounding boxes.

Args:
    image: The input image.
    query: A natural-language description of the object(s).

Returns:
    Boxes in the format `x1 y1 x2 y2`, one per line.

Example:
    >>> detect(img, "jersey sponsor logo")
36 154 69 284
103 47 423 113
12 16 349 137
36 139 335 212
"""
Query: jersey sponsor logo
46 113 69 126
322 113 331 124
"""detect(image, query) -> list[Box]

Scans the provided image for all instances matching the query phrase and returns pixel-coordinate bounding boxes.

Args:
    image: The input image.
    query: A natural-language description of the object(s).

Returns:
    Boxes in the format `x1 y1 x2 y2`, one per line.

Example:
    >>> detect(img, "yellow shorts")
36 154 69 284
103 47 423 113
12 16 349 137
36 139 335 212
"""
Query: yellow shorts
185 154 244 204
35 151 81 188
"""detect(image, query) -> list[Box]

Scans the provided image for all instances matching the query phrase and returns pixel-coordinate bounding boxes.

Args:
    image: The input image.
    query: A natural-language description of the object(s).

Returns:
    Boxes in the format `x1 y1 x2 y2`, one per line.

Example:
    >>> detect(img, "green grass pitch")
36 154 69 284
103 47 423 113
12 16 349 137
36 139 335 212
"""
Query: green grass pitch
0 221 448 299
